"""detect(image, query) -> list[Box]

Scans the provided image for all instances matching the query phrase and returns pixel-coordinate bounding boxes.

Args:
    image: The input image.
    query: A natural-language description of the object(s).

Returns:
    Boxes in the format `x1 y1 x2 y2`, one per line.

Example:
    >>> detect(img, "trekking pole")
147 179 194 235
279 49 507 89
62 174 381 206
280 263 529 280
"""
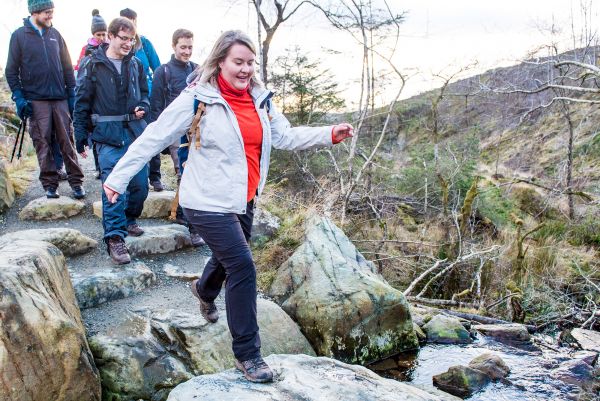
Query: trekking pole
10 119 24 163
16 118 27 160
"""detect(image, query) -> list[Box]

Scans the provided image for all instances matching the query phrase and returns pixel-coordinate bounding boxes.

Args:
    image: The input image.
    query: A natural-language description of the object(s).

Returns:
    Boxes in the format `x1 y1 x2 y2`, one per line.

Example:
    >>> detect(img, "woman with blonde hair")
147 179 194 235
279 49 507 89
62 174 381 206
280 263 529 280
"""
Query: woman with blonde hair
103 30 353 383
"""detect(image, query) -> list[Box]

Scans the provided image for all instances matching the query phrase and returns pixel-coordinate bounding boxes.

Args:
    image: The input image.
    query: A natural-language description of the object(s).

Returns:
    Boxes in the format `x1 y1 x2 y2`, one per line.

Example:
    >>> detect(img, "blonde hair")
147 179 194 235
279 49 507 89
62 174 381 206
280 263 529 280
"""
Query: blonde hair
194 30 263 89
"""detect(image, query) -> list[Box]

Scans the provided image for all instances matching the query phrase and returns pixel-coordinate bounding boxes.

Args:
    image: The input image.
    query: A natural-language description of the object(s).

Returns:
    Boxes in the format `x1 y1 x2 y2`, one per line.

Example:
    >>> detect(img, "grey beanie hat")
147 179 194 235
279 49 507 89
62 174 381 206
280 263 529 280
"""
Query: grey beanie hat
28 0 54 13
91 9 107 34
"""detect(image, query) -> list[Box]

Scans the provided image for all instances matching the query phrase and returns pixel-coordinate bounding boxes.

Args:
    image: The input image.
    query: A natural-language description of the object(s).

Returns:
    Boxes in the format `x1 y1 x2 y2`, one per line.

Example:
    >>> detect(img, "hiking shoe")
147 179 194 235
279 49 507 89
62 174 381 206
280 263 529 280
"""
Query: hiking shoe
190 232 205 247
107 236 131 265
127 224 144 237
46 188 60 199
150 180 164 192
72 186 86 199
57 169 68 181
235 356 274 383
190 279 218 323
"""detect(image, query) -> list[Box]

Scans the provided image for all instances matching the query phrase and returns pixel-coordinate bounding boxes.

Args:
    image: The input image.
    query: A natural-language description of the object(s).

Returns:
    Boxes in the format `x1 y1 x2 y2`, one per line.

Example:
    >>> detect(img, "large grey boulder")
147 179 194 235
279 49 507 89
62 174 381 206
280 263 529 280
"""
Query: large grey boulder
19 196 84 220
71 262 156 309
0 228 97 256
432 365 491 398
125 224 193 256
422 314 472 344
551 359 595 387
93 191 176 219
89 298 314 401
468 352 510 380
267 216 418 364
0 240 101 401
0 159 15 213
474 323 531 344
167 354 460 401
571 328 600 353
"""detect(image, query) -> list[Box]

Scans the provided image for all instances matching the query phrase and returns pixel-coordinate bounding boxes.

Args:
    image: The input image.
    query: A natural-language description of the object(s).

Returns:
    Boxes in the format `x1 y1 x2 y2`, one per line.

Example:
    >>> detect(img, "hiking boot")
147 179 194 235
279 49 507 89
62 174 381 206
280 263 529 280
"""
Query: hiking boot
72 186 86 200
235 356 274 383
107 236 131 265
46 188 60 199
190 232 205 247
57 168 68 181
150 180 164 192
127 224 144 237
190 279 218 323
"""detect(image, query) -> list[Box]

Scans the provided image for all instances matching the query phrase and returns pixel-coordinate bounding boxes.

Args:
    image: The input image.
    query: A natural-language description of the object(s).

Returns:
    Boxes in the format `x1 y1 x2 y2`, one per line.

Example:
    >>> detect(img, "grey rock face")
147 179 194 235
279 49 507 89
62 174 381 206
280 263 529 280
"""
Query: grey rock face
267 215 418 364
0 240 101 401
0 228 97 256
422 315 472 344
0 159 15 213
468 352 510 380
571 328 600 353
551 359 595 387
251 207 281 244
19 196 84 220
167 354 461 401
432 365 491 398
125 224 193 256
474 323 531 345
71 262 156 309
89 298 314 401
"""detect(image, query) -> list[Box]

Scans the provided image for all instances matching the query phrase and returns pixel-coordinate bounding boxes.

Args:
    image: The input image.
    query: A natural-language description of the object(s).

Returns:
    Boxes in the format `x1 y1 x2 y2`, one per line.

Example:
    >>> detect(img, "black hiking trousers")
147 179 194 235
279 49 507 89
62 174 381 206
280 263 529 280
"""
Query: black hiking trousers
183 200 261 362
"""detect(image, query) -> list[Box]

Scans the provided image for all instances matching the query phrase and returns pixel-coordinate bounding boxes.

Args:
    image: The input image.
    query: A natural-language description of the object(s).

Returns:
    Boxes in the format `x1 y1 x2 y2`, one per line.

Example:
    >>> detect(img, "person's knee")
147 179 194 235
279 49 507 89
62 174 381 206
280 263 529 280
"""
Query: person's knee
227 253 256 284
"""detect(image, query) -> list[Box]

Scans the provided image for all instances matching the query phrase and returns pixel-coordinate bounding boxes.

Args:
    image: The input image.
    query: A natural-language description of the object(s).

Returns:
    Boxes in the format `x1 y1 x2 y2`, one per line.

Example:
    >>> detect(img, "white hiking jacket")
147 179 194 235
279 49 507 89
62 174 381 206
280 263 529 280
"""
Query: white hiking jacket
104 82 333 214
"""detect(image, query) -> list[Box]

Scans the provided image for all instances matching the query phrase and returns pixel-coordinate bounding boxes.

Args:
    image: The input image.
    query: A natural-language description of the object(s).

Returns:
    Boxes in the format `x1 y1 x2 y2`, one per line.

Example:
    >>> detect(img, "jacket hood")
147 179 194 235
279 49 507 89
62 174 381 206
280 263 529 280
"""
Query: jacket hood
22 16 52 33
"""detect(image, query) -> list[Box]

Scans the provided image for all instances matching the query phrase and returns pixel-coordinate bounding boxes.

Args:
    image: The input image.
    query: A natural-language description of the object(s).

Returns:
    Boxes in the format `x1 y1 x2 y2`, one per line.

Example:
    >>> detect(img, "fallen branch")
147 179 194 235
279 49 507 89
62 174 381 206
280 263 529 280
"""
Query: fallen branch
407 296 478 309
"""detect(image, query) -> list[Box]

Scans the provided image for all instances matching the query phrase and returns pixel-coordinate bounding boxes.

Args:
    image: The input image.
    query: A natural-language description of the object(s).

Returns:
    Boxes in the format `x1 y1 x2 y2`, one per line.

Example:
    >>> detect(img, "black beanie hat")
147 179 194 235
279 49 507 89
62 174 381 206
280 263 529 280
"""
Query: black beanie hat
91 9 107 34
120 8 137 20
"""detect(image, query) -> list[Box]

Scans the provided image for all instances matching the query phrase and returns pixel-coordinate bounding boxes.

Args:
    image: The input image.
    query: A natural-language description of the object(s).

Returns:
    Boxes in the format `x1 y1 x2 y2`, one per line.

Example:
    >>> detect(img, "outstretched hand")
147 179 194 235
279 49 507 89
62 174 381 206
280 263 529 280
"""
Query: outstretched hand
103 184 120 203
332 123 354 144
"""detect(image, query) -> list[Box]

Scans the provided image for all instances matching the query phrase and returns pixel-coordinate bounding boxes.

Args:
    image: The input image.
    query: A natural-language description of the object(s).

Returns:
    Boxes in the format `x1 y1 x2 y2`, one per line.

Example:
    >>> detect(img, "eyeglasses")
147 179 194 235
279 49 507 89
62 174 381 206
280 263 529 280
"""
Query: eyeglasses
114 34 137 45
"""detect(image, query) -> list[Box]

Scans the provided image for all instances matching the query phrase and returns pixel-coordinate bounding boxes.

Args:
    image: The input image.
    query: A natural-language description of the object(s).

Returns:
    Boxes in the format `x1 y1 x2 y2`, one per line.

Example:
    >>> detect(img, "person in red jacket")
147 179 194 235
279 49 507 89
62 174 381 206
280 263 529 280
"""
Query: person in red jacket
75 9 107 73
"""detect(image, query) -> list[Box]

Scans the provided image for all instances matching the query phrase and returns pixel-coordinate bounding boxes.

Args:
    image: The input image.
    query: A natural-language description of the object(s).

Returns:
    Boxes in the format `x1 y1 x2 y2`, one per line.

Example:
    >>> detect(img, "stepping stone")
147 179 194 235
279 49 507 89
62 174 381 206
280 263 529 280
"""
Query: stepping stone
126 224 192 257
0 228 97 256
162 258 210 281
71 261 156 309
93 191 176 219
19 196 84 220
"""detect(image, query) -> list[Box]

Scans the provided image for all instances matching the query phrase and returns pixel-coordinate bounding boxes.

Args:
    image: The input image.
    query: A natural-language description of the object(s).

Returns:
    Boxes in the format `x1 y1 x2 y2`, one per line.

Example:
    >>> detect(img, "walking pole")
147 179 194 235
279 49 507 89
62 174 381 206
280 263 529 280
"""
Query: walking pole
10 119 24 162
16 118 27 160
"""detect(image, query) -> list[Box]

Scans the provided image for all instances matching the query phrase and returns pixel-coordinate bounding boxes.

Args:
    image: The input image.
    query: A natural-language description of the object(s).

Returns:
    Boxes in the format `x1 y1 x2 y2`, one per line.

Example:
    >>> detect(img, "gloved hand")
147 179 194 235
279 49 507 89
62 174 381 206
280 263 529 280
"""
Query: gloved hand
134 103 148 115
15 97 33 120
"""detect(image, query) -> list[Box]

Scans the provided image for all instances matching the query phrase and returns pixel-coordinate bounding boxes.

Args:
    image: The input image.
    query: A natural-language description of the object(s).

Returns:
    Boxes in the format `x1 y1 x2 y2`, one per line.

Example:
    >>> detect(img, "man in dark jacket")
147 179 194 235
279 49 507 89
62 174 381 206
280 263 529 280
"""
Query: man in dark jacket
5 0 85 199
149 28 204 246
74 17 149 265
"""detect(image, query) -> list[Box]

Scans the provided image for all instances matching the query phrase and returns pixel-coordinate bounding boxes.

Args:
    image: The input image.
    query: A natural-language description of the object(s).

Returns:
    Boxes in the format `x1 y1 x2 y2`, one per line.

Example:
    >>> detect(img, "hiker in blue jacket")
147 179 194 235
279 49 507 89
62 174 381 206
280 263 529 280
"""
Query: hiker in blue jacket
5 0 85 199
119 7 165 192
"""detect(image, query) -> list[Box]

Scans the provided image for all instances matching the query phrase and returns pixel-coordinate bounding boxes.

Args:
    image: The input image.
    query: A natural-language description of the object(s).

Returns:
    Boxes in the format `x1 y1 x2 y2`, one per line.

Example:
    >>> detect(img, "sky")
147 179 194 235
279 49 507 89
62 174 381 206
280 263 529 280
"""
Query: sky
1 0 598 109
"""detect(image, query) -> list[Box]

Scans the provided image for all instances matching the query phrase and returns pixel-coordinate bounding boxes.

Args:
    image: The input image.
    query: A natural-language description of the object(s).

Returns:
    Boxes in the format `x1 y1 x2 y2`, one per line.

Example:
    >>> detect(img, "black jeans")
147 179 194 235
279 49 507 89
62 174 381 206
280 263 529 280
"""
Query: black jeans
183 201 260 361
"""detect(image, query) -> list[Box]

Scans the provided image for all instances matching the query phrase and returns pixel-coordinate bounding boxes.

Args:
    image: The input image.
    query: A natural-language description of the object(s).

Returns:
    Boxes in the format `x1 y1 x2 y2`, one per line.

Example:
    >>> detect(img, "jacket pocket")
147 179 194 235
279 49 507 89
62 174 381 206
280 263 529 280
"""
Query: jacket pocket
92 121 125 147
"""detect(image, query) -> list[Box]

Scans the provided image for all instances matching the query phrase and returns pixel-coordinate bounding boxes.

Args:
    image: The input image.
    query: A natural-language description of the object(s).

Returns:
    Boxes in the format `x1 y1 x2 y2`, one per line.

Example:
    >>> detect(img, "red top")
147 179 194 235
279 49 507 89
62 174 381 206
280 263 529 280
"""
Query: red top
218 74 263 203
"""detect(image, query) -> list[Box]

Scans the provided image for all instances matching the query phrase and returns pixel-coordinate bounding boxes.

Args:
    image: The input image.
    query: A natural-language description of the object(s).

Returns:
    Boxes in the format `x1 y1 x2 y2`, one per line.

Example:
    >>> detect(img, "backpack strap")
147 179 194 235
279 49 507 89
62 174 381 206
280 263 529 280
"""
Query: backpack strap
187 99 206 150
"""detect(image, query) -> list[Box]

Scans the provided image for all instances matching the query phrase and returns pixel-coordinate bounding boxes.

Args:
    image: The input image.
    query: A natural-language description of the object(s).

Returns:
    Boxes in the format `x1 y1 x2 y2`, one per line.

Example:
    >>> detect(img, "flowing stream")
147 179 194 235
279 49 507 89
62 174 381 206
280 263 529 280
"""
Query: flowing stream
368 334 586 400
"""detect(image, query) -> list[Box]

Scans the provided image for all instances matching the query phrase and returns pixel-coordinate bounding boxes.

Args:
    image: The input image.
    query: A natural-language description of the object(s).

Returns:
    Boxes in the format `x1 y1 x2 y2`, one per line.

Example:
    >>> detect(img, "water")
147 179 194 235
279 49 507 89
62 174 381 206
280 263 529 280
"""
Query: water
368 335 584 400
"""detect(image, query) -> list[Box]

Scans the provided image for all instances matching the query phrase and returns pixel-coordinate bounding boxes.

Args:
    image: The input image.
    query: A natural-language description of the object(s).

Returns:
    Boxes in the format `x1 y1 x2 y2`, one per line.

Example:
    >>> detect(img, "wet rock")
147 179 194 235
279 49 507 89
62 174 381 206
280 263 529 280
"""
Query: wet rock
93 191 177 219
251 207 281 244
474 323 531 344
168 354 461 401
19 196 84 220
125 224 193 256
571 328 600 353
267 216 418 364
71 262 156 309
0 240 101 401
0 227 97 256
468 352 510 380
0 159 15 213
162 258 211 281
90 298 315 401
422 315 472 344
572 350 598 367
551 359 595 387
432 365 491 398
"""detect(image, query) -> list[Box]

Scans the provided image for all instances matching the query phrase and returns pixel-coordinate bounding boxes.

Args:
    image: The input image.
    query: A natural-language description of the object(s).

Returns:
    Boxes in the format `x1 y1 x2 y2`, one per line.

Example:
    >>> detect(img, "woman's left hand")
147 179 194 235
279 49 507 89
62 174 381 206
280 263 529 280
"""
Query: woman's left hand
332 123 354 143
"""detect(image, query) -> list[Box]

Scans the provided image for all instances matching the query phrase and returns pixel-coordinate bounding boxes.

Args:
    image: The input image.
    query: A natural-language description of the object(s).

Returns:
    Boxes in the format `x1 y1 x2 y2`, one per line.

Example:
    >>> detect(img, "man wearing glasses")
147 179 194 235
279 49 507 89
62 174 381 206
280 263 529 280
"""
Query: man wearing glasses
74 17 150 264
6 0 85 199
